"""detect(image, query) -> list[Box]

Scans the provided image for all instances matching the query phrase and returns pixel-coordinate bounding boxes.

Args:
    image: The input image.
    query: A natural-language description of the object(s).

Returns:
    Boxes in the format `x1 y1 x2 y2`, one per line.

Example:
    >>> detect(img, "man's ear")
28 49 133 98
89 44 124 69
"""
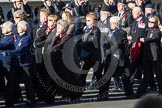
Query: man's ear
23 27 27 31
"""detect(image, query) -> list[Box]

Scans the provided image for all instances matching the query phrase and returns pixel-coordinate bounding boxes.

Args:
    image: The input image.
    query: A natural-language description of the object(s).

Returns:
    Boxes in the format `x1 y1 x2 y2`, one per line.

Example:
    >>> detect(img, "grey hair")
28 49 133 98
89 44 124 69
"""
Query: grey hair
133 6 144 15
57 19 69 29
17 20 28 30
2 21 14 32
13 10 26 19
109 16 120 25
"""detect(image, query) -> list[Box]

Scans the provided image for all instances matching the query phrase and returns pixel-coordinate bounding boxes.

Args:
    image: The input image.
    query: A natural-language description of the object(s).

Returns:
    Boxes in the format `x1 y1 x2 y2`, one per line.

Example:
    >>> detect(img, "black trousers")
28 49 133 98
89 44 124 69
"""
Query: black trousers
129 60 156 88
51 51 83 98
5 65 35 106
33 62 56 102
4 67 22 106
0 66 5 95
80 62 94 82
137 61 162 95
97 55 134 97
129 60 143 80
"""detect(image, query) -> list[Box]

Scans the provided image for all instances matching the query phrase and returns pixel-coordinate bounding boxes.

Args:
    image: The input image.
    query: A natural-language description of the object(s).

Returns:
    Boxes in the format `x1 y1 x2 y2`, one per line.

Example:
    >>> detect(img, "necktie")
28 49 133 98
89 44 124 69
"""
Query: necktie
132 21 137 33
118 13 121 17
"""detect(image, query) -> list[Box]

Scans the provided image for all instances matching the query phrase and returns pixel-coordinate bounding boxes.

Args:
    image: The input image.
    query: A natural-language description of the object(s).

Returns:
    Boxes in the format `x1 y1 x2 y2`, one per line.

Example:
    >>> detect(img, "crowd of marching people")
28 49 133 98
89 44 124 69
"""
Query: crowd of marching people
0 0 162 107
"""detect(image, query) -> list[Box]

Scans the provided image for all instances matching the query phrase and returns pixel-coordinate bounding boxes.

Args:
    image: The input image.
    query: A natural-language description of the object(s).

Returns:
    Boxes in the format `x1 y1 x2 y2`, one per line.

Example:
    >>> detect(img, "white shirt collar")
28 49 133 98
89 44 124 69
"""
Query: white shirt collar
136 16 143 22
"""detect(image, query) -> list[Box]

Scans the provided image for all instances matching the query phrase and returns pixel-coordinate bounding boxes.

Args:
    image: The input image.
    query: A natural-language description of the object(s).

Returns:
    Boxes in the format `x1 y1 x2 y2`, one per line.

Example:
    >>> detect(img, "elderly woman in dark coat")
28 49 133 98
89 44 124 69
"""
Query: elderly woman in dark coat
76 12 101 85
137 16 162 97
50 19 83 100
33 12 58 103
98 16 134 100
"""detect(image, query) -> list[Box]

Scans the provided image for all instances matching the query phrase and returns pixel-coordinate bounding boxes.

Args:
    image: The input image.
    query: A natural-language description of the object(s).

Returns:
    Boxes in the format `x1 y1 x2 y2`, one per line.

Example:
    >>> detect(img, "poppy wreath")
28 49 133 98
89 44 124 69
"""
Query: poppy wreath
130 40 141 62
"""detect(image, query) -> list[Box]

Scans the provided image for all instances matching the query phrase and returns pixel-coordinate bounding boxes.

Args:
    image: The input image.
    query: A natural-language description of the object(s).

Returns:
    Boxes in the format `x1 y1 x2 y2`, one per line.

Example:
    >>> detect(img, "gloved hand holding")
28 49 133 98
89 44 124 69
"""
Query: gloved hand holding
1 51 8 56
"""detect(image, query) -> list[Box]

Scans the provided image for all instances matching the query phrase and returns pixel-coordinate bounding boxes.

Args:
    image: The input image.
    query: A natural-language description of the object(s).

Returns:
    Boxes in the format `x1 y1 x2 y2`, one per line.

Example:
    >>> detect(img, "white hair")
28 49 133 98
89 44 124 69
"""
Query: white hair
109 16 120 24
2 21 14 32
57 19 69 29
17 20 28 30
133 6 143 15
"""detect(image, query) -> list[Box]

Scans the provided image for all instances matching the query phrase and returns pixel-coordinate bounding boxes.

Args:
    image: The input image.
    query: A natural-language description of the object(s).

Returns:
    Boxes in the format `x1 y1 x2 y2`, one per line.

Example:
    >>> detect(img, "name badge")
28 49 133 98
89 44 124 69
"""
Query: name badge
100 27 108 33
138 22 145 28
18 42 21 46
149 33 153 38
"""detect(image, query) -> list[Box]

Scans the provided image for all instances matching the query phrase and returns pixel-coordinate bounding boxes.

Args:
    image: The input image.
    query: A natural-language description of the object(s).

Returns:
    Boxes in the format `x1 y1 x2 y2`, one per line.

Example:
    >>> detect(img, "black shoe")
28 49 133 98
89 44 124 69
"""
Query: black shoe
97 96 109 101
44 98 54 104
25 100 35 106
70 99 80 103
70 96 80 103
134 93 143 98
149 87 157 92
14 97 24 103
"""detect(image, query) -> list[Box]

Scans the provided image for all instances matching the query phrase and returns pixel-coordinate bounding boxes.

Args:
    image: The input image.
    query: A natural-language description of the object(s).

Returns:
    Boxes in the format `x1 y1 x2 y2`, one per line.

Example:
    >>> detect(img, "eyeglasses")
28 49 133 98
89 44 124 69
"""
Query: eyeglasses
110 22 117 25
48 19 53 21
148 21 156 24
86 20 91 22
14 17 21 19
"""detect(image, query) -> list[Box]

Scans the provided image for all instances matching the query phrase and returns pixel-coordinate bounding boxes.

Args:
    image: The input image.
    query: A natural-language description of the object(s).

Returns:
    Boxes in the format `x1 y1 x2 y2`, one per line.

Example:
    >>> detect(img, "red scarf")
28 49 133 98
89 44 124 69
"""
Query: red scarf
45 27 53 35
53 30 65 46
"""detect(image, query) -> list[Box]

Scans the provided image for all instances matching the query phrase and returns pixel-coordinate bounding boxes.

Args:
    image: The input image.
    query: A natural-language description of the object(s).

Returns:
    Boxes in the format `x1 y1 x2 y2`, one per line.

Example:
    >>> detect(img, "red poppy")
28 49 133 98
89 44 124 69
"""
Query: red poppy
122 14 127 19
14 35 17 41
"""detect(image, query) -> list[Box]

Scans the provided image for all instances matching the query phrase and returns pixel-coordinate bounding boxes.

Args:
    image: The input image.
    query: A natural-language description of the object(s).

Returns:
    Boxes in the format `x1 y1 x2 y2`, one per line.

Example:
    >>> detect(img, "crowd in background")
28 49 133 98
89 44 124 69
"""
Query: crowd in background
0 0 162 107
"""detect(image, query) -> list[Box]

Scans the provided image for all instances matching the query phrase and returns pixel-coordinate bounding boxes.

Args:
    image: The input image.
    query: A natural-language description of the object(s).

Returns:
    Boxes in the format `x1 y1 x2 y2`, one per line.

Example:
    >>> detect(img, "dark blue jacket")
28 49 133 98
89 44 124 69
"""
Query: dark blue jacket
7 33 32 67
0 34 15 68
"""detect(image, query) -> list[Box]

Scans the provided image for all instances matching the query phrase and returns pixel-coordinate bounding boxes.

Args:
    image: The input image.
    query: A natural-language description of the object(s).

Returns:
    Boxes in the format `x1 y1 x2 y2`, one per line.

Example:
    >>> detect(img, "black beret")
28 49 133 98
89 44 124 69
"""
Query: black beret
145 4 154 9
126 0 136 4
117 0 127 5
